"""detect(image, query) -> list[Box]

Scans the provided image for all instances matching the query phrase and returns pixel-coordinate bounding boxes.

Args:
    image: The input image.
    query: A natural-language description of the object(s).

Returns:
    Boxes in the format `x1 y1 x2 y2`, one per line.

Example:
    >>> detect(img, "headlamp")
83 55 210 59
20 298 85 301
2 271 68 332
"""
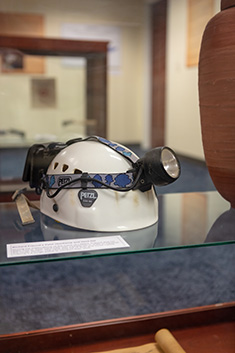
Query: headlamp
22 136 181 196
136 146 181 191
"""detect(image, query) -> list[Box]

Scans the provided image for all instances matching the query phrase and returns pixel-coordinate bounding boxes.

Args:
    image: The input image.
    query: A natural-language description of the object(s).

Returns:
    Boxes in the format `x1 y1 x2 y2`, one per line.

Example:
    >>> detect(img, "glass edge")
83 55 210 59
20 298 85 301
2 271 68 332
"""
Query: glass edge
1 240 235 267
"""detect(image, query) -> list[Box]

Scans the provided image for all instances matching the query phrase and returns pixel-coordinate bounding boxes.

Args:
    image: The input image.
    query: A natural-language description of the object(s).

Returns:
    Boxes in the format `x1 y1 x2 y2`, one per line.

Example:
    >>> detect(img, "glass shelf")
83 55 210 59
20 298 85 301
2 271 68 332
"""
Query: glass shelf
0 190 234 266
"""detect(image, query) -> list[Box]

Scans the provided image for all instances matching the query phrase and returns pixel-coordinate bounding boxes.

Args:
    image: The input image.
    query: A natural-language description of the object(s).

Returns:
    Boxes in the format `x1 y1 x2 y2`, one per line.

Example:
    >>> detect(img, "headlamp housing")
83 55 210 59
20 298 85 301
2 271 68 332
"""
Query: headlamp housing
135 146 181 191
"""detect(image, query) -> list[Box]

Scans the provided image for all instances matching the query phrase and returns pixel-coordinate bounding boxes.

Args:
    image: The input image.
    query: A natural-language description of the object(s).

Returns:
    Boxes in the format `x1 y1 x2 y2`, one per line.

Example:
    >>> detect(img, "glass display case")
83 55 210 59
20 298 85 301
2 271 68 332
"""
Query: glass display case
1 36 233 269
0 188 234 352
0 4 234 351
0 190 234 267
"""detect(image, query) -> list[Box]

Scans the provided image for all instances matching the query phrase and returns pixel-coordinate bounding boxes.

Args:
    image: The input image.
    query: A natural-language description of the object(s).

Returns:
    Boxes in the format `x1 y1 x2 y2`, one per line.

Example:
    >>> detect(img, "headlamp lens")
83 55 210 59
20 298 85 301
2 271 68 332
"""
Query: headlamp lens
161 148 180 179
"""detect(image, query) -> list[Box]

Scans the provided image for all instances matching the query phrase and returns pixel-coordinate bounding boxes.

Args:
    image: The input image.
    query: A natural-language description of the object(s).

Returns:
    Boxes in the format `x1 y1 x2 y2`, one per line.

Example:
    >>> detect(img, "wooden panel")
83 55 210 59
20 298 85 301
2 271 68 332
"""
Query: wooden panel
86 55 107 136
0 302 234 353
0 12 45 74
187 0 214 67
0 54 45 74
0 13 44 36
0 35 108 56
151 0 167 148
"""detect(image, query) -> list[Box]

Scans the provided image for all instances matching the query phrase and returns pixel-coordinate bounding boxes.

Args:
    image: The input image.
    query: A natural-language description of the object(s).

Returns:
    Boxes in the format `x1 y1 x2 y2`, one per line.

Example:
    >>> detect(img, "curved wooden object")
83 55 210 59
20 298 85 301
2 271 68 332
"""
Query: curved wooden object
199 0 235 207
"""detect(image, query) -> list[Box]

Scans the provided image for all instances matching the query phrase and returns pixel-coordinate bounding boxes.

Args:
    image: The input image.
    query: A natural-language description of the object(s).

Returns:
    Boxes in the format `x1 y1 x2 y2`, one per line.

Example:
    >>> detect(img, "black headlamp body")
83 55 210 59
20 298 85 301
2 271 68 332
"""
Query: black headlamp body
135 147 181 192
22 142 67 191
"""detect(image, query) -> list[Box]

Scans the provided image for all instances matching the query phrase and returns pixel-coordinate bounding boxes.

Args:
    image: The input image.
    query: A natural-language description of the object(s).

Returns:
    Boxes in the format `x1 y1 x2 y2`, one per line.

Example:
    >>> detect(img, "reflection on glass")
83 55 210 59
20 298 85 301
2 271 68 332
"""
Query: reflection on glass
0 191 233 266
40 214 158 254
205 208 235 243
0 54 87 145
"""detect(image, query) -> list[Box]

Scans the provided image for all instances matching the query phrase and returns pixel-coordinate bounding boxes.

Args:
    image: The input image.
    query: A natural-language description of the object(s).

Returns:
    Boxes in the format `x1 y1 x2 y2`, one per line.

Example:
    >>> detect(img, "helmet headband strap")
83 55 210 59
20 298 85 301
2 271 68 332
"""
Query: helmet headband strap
81 136 139 165
44 172 135 190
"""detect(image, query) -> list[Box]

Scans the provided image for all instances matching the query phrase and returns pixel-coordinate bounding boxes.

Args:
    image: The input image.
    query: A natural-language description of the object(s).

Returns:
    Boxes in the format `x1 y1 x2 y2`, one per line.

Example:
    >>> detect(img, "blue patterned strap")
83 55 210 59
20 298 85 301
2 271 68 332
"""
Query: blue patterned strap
87 136 139 164
45 172 135 190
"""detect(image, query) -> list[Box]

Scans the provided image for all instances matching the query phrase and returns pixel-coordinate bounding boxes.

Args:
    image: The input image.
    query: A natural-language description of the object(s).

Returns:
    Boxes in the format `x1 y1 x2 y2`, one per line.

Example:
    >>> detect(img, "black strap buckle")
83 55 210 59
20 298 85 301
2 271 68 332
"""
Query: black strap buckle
81 172 90 189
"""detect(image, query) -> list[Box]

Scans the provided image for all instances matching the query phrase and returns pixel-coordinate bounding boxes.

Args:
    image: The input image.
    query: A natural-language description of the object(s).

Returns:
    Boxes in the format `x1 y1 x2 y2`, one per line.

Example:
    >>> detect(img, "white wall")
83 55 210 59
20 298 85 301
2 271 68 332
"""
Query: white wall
165 0 221 159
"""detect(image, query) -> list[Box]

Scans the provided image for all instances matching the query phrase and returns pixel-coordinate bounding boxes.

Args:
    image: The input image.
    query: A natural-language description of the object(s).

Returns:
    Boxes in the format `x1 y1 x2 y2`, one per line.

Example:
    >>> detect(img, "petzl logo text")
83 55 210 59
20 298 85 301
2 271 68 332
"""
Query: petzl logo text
58 176 72 187
78 190 98 207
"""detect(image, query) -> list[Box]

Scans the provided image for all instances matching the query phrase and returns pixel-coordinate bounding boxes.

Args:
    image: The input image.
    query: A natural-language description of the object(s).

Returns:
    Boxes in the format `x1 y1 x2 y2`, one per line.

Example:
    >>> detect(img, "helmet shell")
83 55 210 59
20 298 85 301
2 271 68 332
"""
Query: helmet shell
40 139 158 232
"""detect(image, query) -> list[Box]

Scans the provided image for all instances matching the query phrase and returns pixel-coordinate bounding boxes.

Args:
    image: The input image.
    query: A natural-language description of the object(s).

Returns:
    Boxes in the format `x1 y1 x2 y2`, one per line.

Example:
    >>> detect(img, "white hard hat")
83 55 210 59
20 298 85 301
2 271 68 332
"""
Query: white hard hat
40 137 159 232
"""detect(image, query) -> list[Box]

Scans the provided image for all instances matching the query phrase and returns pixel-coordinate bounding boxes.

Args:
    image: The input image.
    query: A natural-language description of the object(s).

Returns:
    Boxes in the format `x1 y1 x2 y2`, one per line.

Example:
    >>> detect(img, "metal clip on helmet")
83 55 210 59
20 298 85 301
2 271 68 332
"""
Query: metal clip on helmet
23 136 180 233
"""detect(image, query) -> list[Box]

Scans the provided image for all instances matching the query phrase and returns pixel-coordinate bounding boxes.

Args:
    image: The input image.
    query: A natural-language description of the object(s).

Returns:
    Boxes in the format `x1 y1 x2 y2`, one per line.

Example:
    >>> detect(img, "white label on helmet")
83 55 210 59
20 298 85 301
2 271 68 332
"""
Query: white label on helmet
78 189 98 207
